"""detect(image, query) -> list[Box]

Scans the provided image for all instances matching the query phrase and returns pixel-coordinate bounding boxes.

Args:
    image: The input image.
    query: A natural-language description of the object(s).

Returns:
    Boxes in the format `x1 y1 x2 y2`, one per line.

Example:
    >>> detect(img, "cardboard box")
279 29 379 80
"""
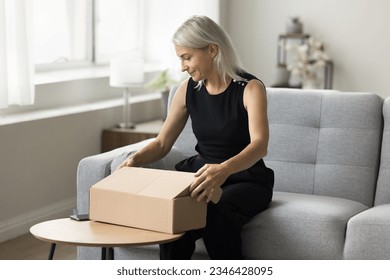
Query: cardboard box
89 167 207 234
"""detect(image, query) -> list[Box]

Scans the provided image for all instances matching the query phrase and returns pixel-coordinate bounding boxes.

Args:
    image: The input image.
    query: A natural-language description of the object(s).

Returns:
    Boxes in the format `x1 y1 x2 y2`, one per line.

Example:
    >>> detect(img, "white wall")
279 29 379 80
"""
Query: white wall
225 0 390 98
0 108 113 241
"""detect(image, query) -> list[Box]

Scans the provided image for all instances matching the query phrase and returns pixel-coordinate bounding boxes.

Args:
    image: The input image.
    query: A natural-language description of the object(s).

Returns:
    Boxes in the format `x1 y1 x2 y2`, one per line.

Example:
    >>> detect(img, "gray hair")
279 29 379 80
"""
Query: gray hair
172 15 245 87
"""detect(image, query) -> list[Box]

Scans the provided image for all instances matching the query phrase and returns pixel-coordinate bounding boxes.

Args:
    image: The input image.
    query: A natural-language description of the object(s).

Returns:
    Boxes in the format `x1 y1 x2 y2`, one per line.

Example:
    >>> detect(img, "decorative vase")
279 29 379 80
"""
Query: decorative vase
288 72 301 88
302 78 320 89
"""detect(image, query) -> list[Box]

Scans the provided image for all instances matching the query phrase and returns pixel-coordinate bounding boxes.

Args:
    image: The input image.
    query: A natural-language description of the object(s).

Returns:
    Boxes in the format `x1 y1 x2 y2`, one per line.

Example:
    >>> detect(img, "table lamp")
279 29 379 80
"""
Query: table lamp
110 58 144 128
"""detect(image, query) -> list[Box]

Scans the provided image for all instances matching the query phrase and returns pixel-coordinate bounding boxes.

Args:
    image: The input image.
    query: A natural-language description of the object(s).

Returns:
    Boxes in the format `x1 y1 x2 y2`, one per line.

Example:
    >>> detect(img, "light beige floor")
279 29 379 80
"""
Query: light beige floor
0 233 77 260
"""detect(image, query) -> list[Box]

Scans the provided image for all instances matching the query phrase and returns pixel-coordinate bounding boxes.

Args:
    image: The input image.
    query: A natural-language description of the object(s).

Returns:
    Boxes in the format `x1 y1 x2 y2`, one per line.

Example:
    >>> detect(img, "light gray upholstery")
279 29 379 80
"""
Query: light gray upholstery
344 204 390 259
265 89 382 207
374 97 390 206
167 85 197 157
344 98 390 259
242 192 367 259
77 86 389 260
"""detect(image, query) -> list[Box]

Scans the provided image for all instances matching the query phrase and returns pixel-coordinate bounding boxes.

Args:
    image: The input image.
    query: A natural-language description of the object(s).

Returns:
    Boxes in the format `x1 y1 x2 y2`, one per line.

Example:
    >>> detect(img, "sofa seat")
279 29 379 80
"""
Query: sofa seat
242 192 368 259
344 204 390 259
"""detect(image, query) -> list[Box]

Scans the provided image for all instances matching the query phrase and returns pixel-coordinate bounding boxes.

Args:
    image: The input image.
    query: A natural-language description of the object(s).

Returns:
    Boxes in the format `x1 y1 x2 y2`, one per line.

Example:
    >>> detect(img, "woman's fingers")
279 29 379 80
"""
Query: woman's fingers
190 176 206 197
190 177 223 204
208 187 222 203
190 164 225 203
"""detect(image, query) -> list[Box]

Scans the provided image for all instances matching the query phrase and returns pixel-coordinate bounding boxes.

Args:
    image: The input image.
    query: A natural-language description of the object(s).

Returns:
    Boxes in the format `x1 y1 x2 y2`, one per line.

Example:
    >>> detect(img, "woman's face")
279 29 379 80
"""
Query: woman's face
175 44 215 82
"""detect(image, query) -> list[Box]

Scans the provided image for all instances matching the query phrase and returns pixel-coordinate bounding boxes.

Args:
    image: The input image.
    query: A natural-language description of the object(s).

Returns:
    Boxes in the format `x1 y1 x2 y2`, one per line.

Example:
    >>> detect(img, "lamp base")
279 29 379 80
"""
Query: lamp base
117 122 135 129
118 87 136 129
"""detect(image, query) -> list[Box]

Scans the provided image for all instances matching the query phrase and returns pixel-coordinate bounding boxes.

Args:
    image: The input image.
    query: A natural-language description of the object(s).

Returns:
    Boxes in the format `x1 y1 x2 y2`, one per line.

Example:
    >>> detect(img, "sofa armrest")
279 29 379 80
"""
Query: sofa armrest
344 204 390 259
76 138 187 214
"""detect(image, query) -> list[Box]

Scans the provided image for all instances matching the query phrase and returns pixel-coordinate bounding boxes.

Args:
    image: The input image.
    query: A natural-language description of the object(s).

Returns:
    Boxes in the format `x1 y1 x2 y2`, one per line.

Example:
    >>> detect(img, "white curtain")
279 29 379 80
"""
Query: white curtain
0 0 34 109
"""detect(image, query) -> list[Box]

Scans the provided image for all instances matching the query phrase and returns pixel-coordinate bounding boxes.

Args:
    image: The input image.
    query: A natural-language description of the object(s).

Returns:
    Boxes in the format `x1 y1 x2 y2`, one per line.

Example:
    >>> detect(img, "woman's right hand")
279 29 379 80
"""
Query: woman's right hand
116 157 136 171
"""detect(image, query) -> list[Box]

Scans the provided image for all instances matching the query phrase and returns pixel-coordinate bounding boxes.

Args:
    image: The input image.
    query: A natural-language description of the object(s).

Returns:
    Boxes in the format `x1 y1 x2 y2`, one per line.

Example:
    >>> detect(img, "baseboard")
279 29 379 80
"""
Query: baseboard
0 197 76 243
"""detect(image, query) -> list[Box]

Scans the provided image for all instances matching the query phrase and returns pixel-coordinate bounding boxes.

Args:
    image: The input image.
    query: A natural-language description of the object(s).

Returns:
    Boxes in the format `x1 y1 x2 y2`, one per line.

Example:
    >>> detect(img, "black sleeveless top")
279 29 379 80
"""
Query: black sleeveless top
187 72 256 162
176 72 274 188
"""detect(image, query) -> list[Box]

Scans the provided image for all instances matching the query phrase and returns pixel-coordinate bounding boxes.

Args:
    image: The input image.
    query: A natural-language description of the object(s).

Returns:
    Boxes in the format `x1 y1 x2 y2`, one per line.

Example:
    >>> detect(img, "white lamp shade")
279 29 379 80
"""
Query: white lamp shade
109 59 144 87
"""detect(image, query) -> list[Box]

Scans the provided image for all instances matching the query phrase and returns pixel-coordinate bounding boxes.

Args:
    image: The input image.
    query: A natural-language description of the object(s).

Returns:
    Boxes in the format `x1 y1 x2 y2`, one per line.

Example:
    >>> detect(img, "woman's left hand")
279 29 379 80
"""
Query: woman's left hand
190 163 230 204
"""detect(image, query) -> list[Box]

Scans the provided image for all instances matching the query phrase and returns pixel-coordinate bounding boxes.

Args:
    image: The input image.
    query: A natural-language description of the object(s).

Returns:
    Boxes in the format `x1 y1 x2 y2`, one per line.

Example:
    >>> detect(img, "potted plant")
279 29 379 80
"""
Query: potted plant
146 69 177 120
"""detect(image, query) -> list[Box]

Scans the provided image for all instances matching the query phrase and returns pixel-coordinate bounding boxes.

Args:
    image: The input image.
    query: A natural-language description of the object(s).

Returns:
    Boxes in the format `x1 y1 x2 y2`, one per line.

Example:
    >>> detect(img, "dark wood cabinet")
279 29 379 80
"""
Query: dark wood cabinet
101 120 163 152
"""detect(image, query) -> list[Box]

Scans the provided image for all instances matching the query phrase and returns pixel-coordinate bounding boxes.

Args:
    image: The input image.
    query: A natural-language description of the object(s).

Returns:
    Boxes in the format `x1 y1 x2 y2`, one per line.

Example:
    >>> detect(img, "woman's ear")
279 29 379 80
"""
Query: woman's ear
208 44 218 59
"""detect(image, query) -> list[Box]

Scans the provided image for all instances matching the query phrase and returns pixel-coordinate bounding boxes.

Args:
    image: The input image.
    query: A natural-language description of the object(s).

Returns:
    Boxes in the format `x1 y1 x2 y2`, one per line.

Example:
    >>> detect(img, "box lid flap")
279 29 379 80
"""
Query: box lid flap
138 169 195 199
91 167 158 193
92 167 195 199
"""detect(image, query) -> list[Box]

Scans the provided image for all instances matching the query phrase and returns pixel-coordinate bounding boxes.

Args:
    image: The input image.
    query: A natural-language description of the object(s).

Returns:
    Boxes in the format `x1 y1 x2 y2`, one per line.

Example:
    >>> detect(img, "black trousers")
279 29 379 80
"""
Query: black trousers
160 156 274 260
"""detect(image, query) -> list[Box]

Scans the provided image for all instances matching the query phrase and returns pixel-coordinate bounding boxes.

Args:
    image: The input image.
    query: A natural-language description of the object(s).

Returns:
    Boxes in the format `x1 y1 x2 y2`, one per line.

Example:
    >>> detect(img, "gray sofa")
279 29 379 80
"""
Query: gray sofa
77 87 390 260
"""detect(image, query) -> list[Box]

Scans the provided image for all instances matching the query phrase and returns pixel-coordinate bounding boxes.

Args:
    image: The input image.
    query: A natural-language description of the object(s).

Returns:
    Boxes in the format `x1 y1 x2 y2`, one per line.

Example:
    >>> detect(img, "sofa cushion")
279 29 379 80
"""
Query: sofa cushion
344 204 390 259
241 191 368 259
265 89 383 207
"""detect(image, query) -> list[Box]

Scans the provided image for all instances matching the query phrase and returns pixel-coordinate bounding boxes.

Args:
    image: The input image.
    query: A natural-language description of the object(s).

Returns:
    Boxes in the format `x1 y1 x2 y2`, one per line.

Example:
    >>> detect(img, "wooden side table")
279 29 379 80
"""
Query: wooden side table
30 218 183 260
102 119 163 152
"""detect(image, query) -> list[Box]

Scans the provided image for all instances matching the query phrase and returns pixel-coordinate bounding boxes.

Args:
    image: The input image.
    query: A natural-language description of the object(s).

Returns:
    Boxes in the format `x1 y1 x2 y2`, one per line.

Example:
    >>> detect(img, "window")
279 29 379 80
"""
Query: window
94 0 143 64
32 0 218 71
33 0 91 69
143 0 220 69
33 0 142 70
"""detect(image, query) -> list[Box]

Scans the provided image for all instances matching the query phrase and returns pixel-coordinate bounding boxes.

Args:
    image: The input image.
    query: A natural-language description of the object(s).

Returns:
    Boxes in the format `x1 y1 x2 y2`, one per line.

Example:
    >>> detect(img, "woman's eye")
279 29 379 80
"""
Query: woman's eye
179 56 191 62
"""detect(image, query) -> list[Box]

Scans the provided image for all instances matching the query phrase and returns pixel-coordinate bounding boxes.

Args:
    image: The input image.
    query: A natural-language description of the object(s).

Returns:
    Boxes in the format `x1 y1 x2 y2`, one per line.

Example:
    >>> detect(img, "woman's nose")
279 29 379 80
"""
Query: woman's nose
181 62 188 72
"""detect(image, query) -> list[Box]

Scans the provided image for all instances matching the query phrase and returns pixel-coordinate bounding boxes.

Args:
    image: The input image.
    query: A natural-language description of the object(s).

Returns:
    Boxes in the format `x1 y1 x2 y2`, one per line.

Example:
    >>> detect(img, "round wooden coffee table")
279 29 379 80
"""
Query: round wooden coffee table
30 218 184 260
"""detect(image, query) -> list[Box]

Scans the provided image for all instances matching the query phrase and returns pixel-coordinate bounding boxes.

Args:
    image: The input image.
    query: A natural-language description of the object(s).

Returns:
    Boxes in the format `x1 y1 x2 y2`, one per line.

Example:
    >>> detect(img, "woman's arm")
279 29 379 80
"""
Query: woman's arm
222 79 269 172
117 80 189 169
190 79 269 203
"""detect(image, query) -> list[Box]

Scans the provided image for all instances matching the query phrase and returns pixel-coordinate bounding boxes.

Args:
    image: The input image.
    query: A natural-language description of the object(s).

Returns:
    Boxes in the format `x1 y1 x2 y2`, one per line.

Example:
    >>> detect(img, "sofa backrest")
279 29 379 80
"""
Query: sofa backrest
168 86 383 207
374 97 390 205
265 88 383 207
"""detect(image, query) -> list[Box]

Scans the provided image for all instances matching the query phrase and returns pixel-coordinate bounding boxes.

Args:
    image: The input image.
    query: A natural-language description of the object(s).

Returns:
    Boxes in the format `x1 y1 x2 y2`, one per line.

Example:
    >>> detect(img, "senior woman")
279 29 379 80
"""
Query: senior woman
118 15 274 259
